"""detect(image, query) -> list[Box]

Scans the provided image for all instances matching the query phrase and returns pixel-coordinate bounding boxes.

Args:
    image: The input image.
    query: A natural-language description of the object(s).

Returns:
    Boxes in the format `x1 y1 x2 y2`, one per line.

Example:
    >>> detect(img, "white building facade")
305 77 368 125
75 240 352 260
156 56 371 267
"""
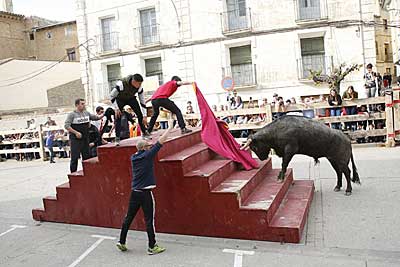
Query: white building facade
75 0 393 110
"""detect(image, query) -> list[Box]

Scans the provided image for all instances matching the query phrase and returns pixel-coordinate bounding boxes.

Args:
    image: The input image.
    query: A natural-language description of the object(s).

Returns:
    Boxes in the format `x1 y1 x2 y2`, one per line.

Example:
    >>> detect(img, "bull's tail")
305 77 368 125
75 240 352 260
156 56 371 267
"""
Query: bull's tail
350 153 361 185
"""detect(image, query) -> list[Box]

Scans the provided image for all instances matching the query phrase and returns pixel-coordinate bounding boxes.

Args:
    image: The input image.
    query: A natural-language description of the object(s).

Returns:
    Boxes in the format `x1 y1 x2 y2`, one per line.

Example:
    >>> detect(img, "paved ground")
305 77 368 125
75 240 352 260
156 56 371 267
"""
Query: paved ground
1 146 400 267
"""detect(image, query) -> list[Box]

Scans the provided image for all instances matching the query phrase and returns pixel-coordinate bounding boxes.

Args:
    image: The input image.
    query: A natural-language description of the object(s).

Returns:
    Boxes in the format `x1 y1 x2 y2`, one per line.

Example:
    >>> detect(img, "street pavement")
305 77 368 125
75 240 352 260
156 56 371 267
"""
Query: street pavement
0 146 400 267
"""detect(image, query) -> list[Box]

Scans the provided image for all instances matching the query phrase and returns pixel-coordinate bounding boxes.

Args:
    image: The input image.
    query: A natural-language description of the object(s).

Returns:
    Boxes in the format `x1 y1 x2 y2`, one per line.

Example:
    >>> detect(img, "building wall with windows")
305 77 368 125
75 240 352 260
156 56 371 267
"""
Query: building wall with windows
27 21 80 61
77 0 393 110
0 11 27 59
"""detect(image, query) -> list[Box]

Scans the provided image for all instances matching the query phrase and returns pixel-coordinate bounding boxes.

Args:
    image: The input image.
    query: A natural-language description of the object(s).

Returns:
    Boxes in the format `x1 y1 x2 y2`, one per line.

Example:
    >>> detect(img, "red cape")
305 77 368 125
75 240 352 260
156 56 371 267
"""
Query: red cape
193 84 258 170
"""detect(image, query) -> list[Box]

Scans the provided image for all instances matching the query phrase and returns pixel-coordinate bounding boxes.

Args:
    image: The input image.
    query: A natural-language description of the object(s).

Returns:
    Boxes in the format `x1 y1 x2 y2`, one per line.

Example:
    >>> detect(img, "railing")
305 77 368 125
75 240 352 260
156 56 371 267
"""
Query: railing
294 0 328 22
221 8 252 34
223 63 256 87
134 24 160 47
96 32 119 53
297 55 333 79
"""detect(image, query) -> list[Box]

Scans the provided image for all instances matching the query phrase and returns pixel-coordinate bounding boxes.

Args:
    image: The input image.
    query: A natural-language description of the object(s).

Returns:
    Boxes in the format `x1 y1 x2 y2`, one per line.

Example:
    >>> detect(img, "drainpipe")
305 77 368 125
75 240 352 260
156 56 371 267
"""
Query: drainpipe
358 0 367 72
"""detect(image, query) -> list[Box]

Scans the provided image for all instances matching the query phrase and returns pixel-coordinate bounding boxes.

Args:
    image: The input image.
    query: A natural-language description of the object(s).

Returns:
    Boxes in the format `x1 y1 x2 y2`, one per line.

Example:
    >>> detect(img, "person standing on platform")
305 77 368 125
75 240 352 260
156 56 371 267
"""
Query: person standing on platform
109 74 150 145
116 121 174 255
64 98 104 173
146 76 192 135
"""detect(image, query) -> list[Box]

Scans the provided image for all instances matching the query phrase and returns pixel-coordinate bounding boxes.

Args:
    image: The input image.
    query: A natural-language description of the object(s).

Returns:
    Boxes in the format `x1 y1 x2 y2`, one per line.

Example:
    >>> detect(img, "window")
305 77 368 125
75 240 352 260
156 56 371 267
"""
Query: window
229 45 254 86
66 48 76 61
106 64 121 89
145 57 163 85
101 17 117 51
384 43 392 62
139 8 158 45
376 41 379 56
29 32 34 40
225 0 248 32
46 31 52 39
298 0 321 20
300 37 325 78
65 25 74 36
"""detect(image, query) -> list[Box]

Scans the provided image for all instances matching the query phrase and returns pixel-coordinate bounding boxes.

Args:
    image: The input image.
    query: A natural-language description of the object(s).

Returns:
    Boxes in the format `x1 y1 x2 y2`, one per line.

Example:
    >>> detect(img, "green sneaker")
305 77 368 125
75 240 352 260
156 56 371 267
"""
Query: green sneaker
147 244 166 255
116 242 127 252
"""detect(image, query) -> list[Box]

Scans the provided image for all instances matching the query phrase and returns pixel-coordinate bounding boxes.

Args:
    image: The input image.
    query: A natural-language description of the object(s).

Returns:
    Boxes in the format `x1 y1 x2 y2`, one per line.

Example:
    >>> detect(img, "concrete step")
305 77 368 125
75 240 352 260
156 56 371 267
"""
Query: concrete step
240 169 294 224
212 158 272 205
269 180 315 243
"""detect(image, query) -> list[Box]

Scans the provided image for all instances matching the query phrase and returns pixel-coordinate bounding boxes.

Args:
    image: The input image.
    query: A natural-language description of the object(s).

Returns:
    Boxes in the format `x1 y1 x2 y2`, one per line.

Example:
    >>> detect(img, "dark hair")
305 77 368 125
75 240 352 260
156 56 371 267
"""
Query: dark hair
95 106 104 113
171 76 182 82
187 101 192 105
132 73 144 82
75 98 85 106
348 85 354 91
366 63 373 69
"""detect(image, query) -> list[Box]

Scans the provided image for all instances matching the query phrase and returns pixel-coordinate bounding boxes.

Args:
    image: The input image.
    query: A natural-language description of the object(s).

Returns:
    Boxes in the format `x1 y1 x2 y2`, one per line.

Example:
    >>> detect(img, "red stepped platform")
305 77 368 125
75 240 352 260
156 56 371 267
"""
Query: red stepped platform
32 129 314 243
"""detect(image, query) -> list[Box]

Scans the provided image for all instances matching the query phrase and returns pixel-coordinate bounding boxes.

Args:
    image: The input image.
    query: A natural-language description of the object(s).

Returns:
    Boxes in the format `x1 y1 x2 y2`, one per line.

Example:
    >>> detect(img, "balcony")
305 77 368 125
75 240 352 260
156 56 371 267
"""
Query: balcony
96 32 120 54
223 63 257 87
221 8 252 34
295 0 328 22
134 24 161 48
297 55 333 80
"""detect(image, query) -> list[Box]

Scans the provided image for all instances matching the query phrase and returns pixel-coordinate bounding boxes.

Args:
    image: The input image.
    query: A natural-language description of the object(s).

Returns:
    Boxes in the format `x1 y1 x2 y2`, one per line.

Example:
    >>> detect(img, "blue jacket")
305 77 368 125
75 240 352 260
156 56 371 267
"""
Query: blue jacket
131 142 162 190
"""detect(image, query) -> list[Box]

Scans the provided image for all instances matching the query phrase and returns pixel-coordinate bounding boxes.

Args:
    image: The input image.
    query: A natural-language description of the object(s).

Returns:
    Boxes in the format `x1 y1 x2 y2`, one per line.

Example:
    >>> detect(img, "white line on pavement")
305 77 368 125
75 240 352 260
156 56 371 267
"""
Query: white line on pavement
67 235 116 267
223 249 255 267
0 225 27 237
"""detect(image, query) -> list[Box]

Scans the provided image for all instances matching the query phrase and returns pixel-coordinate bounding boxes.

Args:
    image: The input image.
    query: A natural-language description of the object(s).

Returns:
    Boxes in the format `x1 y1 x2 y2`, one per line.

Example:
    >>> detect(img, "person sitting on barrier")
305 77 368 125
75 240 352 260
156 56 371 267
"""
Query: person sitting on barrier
342 86 358 131
328 89 343 130
116 121 174 255
45 131 56 163
146 76 193 135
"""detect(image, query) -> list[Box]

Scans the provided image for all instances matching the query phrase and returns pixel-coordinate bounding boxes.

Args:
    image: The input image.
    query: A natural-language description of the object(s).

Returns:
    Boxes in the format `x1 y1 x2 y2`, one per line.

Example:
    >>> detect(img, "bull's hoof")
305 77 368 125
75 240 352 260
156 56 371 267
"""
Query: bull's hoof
344 191 352 196
334 186 341 192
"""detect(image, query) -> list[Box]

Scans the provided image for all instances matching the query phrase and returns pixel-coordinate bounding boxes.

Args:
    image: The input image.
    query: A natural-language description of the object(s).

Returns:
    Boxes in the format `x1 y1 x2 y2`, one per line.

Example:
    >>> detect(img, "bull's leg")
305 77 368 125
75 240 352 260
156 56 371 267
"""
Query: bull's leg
328 159 342 192
278 145 296 182
342 165 352 196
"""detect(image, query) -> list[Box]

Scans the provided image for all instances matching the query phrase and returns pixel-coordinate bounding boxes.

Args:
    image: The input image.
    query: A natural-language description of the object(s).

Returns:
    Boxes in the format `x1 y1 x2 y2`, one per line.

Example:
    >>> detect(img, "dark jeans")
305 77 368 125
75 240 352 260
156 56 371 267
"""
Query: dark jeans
116 97 146 137
70 137 90 173
119 190 156 249
345 106 357 130
330 108 341 129
48 145 54 162
148 98 185 132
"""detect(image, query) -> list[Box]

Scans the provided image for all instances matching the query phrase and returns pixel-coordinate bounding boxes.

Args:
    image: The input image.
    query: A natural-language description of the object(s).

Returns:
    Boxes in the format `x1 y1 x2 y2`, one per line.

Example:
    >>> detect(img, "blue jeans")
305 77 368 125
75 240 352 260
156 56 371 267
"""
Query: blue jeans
345 106 357 130
330 108 341 129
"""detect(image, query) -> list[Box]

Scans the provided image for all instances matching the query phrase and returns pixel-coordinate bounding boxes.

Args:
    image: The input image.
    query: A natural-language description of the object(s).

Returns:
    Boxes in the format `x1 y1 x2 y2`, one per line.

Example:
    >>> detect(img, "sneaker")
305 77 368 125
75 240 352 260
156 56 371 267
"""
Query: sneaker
147 244 166 255
116 242 127 252
115 137 120 146
142 131 152 140
181 128 192 134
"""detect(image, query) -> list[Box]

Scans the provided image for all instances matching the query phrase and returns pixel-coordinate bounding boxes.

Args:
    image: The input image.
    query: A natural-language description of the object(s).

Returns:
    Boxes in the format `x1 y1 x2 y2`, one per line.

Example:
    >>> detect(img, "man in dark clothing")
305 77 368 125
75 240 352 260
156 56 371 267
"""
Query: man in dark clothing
110 74 150 144
88 124 102 158
146 76 193 135
117 122 173 255
46 131 56 163
64 98 103 173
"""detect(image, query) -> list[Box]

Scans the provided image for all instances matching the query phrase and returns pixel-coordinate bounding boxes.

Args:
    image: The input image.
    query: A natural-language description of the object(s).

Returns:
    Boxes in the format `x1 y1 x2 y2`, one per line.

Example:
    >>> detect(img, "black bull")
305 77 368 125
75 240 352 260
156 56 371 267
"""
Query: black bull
241 116 360 196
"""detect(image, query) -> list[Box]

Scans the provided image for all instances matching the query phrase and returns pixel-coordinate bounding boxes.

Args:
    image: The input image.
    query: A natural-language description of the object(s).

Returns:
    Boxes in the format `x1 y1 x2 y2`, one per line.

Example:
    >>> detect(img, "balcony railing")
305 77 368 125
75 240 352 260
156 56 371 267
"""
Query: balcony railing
134 24 160 47
295 0 328 22
221 8 252 34
297 55 333 79
96 32 119 53
223 63 257 87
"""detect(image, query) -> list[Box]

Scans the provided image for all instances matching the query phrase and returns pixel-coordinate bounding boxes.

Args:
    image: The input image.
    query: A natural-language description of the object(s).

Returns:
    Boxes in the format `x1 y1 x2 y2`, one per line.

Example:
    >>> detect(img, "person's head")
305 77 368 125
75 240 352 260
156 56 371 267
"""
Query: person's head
347 86 354 94
286 99 291 105
130 73 144 88
366 63 373 72
330 89 337 96
171 76 182 87
75 98 86 111
219 104 225 111
263 98 268 103
290 97 296 104
273 93 278 99
136 140 152 151
187 101 192 106
233 90 238 96
95 106 104 115
187 105 193 112
47 117 51 121
249 97 253 101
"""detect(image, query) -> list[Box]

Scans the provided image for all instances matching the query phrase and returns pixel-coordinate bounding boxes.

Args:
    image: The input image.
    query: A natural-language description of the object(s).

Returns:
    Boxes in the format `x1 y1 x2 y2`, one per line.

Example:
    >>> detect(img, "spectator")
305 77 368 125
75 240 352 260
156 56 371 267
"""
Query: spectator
44 117 57 127
29 119 36 130
274 97 286 119
88 124 102 158
260 98 268 108
231 90 243 109
364 63 378 98
219 105 225 112
211 105 218 112
328 89 342 129
159 108 169 129
272 93 279 105
342 86 358 130
247 97 255 108
290 97 297 104
45 131 56 163
92 106 106 132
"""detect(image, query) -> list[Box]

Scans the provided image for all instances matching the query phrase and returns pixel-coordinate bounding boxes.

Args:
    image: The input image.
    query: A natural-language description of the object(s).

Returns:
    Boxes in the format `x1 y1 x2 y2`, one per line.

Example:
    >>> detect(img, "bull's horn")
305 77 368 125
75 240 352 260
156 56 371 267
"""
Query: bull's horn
240 138 252 150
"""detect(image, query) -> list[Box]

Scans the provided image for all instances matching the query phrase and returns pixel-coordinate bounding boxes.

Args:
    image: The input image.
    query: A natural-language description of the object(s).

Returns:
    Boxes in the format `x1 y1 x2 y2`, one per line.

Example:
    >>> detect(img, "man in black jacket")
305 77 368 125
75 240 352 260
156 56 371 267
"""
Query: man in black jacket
110 74 150 145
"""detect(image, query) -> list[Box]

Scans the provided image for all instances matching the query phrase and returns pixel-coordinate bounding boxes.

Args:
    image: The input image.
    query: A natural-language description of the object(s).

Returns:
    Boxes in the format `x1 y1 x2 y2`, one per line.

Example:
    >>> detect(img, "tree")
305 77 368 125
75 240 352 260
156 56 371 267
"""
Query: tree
309 63 362 94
